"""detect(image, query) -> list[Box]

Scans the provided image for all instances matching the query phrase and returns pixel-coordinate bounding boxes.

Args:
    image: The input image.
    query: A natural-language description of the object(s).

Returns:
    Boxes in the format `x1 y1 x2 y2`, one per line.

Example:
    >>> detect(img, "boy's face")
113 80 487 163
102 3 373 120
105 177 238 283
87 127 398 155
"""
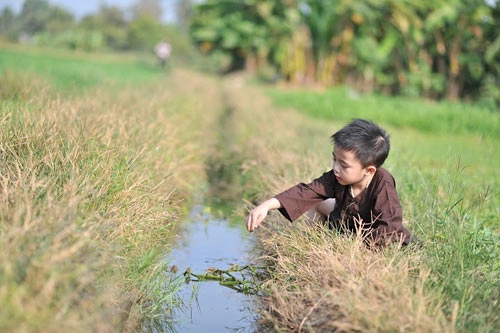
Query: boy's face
332 147 374 187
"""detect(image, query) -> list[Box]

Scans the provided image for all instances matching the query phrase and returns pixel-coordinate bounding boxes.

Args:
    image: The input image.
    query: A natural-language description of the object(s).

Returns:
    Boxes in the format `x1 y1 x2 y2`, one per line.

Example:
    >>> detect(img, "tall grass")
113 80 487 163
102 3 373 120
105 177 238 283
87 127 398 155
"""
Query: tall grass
257 222 452 332
400 163 500 331
0 45 223 331
226 74 499 331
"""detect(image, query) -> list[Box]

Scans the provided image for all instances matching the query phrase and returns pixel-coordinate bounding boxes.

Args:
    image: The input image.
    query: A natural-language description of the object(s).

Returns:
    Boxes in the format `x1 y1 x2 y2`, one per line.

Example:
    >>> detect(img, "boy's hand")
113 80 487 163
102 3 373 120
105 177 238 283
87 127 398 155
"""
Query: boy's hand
245 198 281 232
246 206 268 232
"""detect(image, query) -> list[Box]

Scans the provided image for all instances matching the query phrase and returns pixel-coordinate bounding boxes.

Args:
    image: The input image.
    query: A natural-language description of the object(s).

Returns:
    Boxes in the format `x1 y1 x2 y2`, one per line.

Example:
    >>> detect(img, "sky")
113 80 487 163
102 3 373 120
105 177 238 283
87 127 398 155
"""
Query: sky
0 0 177 22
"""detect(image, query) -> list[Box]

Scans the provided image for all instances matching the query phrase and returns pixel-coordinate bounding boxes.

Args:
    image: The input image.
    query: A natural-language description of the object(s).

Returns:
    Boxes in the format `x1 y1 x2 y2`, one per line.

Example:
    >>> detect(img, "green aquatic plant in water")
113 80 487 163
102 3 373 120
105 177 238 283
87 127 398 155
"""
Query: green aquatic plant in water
181 264 264 295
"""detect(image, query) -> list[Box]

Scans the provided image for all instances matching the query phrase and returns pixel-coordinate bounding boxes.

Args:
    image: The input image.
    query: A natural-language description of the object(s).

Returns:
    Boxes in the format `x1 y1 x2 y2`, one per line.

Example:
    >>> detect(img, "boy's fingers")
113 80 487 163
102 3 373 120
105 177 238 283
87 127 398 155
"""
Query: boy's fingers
246 209 265 232
248 212 259 232
250 214 257 232
245 215 250 231
245 213 254 232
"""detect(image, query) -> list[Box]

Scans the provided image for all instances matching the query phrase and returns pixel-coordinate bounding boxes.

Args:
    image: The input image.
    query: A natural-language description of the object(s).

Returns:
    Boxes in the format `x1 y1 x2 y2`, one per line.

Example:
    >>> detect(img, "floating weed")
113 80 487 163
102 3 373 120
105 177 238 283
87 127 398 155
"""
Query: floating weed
182 264 265 295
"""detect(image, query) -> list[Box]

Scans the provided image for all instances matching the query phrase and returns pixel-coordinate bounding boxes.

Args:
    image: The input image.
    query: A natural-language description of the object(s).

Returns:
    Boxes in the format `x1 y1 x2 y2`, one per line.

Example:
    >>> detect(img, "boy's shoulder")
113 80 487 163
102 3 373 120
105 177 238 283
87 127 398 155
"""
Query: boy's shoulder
373 167 397 185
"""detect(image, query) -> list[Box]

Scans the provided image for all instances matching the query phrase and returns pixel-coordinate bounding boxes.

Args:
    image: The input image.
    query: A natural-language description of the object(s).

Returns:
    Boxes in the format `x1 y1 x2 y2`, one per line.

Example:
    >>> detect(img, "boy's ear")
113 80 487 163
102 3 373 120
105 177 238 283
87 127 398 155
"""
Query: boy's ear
366 165 377 175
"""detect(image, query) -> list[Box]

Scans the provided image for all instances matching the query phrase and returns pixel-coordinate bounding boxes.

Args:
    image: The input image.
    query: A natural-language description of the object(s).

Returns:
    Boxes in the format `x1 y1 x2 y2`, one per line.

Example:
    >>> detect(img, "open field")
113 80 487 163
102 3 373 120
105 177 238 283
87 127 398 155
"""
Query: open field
1 44 499 332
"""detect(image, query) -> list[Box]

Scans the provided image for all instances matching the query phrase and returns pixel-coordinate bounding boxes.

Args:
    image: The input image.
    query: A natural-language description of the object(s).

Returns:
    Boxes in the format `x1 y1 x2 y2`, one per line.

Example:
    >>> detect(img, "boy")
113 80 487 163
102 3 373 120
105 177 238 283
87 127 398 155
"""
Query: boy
245 119 413 247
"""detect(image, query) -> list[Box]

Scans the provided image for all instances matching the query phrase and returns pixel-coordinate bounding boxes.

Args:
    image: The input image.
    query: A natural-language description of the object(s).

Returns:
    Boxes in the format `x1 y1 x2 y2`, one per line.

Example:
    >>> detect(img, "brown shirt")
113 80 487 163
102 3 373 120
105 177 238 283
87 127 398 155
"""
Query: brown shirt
275 167 412 246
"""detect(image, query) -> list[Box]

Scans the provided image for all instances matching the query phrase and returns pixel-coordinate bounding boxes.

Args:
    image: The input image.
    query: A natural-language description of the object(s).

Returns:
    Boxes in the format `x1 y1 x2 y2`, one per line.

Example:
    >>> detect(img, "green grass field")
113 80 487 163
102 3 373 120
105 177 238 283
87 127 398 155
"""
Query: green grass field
266 86 500 139
1 43 499 332
0 44 162 92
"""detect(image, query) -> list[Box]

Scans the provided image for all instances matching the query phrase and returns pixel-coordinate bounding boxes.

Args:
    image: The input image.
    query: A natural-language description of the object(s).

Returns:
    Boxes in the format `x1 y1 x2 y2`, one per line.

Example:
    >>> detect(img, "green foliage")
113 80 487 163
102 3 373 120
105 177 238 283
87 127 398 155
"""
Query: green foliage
79 5 128 50
189 0 500 106
2 0 500 106
45 6 75 33
160 25 198 65
17 0 51 34
127 14 165 51
189 0 296 72
34 29 104 51
128 249 184 318
299 0 340 63
0 0 194 54
0 7 17 40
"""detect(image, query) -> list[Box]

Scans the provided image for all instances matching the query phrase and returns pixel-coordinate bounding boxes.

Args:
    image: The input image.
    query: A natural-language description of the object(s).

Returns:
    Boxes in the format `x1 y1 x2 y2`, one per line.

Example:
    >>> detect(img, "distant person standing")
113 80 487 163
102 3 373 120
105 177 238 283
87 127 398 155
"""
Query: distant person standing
155 40 171 69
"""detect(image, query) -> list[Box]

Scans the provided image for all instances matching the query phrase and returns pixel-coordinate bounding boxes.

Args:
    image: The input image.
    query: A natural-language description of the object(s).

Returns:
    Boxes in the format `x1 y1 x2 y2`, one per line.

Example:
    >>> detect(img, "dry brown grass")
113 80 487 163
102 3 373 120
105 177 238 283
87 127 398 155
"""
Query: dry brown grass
257 222 454 332
0 68 222 331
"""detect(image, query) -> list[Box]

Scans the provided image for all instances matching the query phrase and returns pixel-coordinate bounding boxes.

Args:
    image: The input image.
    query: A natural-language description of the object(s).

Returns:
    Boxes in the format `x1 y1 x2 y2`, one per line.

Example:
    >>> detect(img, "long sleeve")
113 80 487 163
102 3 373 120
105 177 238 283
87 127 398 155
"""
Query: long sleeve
274 170 337 222
273 168 413 246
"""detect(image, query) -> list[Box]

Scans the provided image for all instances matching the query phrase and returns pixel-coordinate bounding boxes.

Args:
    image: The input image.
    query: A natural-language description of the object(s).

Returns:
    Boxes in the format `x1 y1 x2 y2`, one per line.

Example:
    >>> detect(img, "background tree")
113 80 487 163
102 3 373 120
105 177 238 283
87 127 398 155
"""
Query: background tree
127 14 164 51
190 0 296 74
132 0 163 22
18 0 51 35
424 0 493 100
45 6 75 34
80 5 128 50
176 0 194 32
189 0 500 107
0 7 17 40
481 0 500 107
297 0 343 84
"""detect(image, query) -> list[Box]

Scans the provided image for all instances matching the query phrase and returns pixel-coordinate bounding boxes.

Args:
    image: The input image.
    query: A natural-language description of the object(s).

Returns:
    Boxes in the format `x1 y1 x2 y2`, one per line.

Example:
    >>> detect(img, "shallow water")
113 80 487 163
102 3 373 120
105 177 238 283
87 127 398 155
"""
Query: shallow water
166 204 258 332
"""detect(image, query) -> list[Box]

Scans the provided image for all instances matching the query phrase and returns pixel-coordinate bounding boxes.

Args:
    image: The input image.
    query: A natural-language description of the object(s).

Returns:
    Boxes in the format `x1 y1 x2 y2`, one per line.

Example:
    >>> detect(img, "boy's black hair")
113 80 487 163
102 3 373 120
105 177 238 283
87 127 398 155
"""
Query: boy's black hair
331 119 390 167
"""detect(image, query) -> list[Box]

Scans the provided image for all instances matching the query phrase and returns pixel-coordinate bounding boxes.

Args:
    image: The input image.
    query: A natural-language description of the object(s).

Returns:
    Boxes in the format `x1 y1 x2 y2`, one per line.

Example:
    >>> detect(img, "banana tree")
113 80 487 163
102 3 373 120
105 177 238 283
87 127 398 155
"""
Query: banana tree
376 0 440 97
297 0 340 84
344 0 396 92
481 1 500 107
189 0 295 73
297 0 421 88
425 0 492 100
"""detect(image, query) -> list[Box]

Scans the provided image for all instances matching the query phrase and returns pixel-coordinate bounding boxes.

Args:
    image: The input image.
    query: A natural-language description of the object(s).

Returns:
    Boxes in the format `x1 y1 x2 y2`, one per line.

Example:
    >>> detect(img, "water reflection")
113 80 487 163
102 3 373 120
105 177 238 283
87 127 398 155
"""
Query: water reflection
166 204 258 332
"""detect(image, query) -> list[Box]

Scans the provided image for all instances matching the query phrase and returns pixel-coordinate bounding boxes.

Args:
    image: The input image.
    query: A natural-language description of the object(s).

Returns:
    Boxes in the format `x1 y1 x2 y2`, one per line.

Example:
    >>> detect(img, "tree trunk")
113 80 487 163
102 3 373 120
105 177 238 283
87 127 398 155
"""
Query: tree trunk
245 54 257 72
446 32 463 101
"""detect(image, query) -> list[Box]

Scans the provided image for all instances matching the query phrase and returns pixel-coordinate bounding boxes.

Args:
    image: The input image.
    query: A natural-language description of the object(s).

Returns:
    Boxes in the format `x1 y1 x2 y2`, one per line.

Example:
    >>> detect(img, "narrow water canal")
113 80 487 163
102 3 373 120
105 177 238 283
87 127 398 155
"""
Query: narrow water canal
166 203 259 332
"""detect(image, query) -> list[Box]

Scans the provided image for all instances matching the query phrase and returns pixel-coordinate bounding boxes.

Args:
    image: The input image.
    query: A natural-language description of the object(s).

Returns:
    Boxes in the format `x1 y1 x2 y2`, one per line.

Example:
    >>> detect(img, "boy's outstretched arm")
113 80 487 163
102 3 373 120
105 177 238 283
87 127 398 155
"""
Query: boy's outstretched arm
246 198 281 232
